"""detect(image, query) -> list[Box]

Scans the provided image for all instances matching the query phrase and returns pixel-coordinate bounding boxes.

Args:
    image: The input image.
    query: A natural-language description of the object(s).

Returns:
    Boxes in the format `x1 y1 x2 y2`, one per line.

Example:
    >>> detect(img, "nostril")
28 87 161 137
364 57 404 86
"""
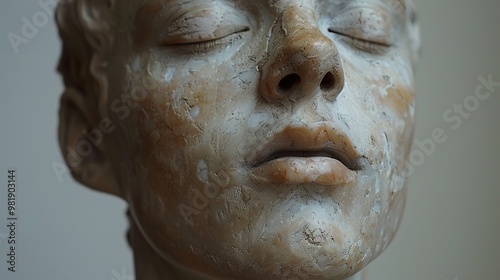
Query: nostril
278 74 301 93
320 72 335 90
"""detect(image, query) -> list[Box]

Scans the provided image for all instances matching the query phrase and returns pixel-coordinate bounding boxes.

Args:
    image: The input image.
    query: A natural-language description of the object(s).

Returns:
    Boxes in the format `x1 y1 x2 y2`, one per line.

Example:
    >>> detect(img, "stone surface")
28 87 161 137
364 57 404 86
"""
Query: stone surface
55 0 420 279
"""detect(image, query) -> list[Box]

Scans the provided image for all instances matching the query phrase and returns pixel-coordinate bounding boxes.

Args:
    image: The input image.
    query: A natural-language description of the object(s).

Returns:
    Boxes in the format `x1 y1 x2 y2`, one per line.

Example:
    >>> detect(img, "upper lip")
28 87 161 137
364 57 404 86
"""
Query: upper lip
247 123 361 170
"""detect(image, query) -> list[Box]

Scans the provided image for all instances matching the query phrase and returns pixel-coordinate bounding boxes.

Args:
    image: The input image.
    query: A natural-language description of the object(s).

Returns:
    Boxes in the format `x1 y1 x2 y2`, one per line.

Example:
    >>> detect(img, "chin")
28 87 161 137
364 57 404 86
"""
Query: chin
197 195 377 280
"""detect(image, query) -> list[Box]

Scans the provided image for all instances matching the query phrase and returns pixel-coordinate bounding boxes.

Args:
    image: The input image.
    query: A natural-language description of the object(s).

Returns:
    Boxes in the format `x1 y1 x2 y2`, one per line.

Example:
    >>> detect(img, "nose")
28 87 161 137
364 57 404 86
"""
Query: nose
259 8 345 102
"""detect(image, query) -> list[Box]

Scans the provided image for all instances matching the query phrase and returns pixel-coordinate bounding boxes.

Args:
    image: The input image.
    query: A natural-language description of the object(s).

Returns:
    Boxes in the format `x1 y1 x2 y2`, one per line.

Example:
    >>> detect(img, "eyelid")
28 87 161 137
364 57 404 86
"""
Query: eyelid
167 31 247 54
329 30 391 54
163 25 250 45
158 5 250 46
328 29 391 47
327 6 394 50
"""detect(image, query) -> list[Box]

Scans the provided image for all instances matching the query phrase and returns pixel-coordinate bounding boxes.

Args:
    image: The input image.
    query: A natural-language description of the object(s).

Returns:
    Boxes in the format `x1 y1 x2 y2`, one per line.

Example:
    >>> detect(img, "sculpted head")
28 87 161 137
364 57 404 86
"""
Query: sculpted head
56 0 420 279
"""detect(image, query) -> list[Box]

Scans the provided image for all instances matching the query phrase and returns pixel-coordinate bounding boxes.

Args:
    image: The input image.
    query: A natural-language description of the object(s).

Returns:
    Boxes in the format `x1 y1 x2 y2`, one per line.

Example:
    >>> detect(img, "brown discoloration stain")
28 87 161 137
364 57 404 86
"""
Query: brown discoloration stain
385 86 414 117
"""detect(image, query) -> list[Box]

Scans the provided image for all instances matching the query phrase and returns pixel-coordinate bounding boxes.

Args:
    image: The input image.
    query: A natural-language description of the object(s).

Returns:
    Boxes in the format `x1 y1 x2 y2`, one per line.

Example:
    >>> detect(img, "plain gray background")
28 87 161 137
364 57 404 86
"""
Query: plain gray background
1 0 499 279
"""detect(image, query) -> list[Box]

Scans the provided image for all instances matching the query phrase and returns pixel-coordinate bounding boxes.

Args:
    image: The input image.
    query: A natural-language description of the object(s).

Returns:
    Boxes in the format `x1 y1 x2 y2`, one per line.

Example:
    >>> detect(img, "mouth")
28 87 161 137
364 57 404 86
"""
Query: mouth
253 150 357 170
248 124 360 186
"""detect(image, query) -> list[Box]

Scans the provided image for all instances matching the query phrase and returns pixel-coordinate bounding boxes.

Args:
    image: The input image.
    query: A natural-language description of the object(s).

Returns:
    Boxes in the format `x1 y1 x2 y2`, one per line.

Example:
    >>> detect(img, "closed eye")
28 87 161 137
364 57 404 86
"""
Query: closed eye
325 5 394 54
328 28 392 54
160 27 250 54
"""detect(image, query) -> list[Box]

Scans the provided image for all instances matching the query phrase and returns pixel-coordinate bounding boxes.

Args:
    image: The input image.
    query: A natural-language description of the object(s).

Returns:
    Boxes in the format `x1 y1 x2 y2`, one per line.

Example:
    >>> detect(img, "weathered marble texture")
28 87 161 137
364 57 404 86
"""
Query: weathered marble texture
56 0 420 279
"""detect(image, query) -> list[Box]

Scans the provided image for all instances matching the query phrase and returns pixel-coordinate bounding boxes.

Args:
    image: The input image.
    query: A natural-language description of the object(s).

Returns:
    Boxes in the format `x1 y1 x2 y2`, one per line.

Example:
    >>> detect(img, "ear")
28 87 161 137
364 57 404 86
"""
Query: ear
58 87 121 197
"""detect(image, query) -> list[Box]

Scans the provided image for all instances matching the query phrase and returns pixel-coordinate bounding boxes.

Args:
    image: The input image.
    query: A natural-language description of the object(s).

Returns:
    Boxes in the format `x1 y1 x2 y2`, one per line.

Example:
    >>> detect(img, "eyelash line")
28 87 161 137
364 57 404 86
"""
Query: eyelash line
164 28 250 54
328 29 392 54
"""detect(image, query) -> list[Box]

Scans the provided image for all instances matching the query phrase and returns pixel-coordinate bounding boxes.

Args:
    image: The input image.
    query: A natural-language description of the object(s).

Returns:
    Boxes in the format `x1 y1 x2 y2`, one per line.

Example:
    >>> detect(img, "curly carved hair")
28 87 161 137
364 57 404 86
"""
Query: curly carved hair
56 0 118 117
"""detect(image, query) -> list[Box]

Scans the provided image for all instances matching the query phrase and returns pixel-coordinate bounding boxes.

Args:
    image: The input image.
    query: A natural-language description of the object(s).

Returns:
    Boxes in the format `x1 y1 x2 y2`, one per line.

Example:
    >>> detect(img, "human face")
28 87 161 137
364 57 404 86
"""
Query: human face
104 0 415 278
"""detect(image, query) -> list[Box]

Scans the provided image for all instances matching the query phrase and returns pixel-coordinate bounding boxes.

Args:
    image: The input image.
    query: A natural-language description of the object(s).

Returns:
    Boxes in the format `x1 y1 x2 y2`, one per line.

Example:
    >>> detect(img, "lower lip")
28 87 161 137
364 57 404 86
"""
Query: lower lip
250 157 356 186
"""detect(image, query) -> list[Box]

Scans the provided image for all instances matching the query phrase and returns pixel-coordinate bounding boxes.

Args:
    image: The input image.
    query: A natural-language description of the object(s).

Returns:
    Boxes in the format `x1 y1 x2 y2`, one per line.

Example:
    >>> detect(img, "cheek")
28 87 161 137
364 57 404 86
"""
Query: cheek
347 65 415 167
374 68 415 124
118 61 257 221
117 61 270 273
366 80 413 253
374 80 415 172
120 88 195 210
364 77 414 195
384 86 414 118
340 66 413 251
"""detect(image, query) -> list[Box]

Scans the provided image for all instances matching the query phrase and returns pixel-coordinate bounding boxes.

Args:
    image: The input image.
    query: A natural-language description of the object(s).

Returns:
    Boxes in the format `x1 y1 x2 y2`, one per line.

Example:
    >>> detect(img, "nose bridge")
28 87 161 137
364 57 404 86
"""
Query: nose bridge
259 6 345 102
282 5 317 36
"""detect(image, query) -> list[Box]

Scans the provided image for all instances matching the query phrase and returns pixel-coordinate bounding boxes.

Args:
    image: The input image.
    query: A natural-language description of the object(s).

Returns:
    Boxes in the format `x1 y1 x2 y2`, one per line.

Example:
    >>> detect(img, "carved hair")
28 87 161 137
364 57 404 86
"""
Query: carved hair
55 0 116 117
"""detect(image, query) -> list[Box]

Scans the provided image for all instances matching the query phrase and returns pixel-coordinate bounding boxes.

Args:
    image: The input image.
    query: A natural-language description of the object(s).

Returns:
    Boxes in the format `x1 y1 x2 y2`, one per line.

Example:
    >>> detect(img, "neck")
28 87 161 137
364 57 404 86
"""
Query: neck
127 215 367 280
129 219 214 280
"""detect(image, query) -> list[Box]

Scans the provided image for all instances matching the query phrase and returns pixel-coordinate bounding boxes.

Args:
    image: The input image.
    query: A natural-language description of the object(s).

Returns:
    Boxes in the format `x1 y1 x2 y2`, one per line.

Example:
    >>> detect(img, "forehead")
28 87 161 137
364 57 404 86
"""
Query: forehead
132 0 408 28
133 0 407 15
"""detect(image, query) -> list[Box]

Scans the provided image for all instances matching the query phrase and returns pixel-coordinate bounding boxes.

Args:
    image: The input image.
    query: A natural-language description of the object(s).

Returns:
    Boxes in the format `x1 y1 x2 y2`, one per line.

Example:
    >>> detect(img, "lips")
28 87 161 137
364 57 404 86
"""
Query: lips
247 124 360 186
